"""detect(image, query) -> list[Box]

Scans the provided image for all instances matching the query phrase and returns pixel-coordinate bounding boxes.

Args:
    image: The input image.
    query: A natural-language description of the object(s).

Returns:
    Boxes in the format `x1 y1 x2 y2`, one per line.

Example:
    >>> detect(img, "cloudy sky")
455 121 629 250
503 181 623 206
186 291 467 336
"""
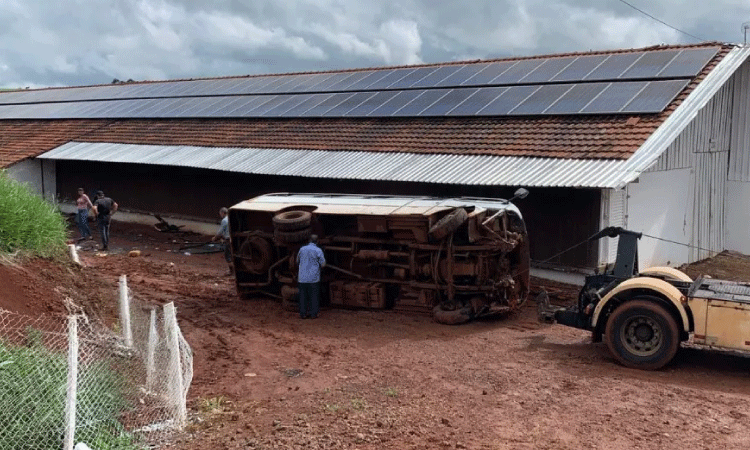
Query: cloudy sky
1 0 749 88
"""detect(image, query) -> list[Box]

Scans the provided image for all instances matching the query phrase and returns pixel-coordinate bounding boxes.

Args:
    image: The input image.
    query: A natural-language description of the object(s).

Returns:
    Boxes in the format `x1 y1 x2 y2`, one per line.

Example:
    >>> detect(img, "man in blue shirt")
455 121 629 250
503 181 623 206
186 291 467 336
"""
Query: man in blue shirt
296 234 326 319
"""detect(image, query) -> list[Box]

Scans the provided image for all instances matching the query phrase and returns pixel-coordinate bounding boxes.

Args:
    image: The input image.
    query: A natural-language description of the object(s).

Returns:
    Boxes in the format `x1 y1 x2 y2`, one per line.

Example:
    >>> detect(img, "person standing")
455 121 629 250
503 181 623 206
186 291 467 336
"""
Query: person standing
92 191 118 251
296 234 326 319
211 207 233 275
75 188 94 241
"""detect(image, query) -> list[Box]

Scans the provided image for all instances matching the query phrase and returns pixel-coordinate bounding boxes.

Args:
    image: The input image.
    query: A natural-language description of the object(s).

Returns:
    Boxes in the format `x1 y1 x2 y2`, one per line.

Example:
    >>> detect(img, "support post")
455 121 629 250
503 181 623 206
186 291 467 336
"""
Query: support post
146 308 157 392
68 244 80 266
118 275 133 348
63 315 79 450
163 302 187 428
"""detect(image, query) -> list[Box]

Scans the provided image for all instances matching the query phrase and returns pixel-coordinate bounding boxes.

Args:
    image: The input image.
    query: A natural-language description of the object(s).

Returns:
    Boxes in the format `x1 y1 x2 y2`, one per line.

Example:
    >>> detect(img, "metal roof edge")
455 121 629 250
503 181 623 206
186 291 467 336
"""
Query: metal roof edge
609 45 750 189
38 141 626 188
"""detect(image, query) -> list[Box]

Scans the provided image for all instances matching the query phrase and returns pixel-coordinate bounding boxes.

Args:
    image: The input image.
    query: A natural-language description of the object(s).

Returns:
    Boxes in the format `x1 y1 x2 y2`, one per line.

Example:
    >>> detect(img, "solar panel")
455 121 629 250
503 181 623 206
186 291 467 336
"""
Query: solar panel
346 91 399 116
462 62 514 85
322 92 376 116
263 94 315 116
187 96 239 117
368 90 424 116
267 76 305 93
419 88 479 115
436 65 484 87
258 76 298 93
216 96 269 116
363 68 414 90
411 66 463 88
491 59 545 84
245 95 294 116
246 76 283 94
447 87 507 116
328 71 374 91
299 92 356 116
124 98 166 116
551 55 608 82
478 85 540 115
658 47 719 78
544 83 609 114
137 97 186 117
386 67 438 89
521 57 576 83
286 73 334 93
584 53 642 80
393 89 450 116
210 96 257 116
345 70 393 91
510 84 573 115
581 81 647 113
621 50 680 79
620 79 689 113
306 72 355 91
282 93 335 116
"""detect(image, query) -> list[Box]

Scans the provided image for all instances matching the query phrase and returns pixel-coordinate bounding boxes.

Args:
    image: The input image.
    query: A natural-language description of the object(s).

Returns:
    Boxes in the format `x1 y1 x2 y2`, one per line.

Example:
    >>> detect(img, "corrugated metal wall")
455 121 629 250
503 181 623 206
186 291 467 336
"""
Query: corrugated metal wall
649 73 735 172
729 60 750 181
691 151 728 261
599 188 627 266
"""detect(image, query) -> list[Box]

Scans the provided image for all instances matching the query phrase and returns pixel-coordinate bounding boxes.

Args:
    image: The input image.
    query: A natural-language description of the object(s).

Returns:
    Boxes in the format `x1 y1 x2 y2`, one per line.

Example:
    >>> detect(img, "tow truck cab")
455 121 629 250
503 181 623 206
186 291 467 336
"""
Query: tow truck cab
538 227 750 370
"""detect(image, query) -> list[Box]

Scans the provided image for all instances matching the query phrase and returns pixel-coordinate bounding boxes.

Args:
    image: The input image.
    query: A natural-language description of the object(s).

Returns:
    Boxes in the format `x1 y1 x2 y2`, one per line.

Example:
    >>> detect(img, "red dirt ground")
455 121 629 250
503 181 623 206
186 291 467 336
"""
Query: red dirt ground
2 221 750 449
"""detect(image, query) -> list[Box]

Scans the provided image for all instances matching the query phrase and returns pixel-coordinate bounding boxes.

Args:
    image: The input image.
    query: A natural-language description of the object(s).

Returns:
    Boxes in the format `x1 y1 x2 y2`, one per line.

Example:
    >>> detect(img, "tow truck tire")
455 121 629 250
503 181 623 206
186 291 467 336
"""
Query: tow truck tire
605 298 679 370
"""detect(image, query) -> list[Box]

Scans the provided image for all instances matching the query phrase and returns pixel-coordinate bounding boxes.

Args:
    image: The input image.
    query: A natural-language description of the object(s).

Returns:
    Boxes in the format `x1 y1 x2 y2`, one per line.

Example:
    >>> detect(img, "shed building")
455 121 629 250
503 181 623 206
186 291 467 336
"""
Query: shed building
2 42 750 278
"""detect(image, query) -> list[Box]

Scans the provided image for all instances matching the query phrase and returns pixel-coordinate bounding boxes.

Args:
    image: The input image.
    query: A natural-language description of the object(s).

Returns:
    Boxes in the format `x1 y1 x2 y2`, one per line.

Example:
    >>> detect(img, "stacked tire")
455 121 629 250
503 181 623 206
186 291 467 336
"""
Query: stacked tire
273 210 313 244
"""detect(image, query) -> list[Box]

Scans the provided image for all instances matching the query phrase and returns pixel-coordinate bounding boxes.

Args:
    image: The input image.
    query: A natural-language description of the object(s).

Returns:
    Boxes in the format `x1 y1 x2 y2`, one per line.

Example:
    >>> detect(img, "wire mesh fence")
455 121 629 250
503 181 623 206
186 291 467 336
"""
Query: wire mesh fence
0 275 192 450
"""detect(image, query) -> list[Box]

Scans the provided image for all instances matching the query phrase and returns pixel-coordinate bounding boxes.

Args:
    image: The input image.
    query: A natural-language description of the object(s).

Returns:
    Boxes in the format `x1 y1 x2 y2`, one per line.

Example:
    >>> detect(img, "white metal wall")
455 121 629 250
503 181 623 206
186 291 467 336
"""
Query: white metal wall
725 59 750 253
728 59 750 181
599 188 627 266
649 74 735 172
691 151 728 261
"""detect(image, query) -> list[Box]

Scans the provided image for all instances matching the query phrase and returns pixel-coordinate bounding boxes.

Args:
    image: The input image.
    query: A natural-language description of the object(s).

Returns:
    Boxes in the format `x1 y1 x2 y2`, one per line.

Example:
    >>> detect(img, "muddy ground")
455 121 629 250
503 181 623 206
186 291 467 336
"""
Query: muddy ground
1 220 750 449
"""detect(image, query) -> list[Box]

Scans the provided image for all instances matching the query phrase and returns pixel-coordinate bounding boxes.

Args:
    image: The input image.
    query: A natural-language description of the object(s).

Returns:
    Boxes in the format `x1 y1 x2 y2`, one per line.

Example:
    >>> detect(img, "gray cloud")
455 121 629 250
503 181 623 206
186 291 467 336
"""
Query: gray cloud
1 0 749 88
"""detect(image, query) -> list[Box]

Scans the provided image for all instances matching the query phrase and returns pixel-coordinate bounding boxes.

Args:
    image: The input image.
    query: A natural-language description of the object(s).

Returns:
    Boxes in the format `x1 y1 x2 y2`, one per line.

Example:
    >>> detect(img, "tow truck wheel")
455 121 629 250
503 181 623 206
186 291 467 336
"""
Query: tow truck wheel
605 298 679 370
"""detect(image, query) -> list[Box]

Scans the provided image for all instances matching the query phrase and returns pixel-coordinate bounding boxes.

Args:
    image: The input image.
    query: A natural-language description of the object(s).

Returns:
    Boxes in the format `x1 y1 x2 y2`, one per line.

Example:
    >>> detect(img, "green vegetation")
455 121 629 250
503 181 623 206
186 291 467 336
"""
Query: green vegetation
0 170 68 257
0 333 140 449
384 387 398 397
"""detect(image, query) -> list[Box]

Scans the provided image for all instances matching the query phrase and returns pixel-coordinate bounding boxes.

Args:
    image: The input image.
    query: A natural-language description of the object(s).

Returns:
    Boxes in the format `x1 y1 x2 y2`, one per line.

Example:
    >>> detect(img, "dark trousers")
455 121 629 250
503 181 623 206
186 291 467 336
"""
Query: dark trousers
76 209 91 238
298 282 320 318
98 218 110 248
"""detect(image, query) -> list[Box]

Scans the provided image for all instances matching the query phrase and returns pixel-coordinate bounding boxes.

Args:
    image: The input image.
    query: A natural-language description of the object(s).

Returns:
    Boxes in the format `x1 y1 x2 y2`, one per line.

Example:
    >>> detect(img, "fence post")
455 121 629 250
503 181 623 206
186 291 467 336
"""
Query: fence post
63 315 79 450
118 275 133 348
146 308 157 392
163 302 187 428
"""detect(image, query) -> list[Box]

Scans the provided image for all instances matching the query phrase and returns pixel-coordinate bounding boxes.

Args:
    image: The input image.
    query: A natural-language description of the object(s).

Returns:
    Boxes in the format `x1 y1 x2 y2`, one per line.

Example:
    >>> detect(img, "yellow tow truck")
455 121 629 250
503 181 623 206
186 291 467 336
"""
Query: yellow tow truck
537 227 750 370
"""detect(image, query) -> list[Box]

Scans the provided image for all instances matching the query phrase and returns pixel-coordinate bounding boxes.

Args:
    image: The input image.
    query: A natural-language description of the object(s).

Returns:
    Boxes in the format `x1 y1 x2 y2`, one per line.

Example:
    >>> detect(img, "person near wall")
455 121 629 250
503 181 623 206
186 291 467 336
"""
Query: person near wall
92 190 118 251
296 234 326 319
211 207 233 275
75 187 94 241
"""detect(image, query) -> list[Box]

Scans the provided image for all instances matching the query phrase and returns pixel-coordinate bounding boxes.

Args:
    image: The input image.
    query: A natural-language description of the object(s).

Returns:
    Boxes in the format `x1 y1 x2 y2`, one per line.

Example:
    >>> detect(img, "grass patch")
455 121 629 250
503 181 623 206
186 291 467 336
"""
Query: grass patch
384 387 398 397
350 398 367 410
0 170 67 258
0 332 140 449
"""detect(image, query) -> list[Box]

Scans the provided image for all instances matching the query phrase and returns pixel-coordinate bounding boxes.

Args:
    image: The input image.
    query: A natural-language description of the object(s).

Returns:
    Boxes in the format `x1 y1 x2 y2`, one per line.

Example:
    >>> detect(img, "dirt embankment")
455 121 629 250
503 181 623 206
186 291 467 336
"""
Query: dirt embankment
2 222 750 450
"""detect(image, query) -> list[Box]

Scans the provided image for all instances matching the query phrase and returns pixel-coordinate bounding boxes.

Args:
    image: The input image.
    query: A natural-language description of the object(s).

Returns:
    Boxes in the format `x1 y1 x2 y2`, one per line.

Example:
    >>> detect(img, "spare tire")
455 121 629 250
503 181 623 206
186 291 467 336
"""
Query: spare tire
274 227 312 245
432 303 474 325
273 210 312 231
238 237 273 274
429 208 468 241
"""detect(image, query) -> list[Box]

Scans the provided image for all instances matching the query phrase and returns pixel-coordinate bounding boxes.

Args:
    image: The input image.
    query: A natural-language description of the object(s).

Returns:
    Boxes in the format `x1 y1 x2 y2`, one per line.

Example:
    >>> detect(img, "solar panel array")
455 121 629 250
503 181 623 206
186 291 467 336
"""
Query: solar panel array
0 47 719 119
